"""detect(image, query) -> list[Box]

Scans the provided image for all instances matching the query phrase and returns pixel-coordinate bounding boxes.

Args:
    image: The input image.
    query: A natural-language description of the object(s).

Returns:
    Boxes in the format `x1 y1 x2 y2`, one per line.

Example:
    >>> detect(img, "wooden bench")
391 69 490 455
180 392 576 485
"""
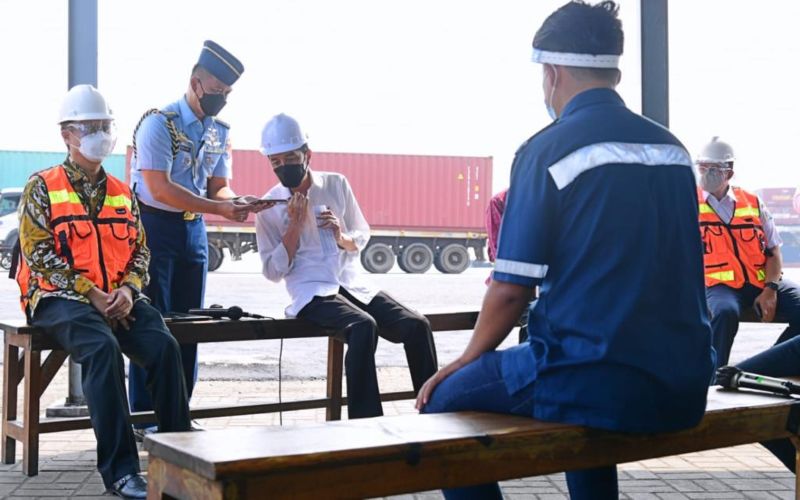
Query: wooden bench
0 311 479 476
144 388 800 499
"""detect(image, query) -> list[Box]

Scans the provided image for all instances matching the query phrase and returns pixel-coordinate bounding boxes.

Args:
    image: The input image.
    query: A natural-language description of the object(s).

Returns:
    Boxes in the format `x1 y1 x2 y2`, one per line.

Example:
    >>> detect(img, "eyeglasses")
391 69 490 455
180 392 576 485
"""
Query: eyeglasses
695 162 731 172
66 121 116 136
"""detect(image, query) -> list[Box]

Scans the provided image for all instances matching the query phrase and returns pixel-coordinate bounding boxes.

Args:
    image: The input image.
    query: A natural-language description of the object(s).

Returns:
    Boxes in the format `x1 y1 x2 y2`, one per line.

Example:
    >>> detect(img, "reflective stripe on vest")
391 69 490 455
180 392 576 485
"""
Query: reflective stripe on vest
705 270 735 282
48 189 82 206
15 164 137 313
698 186 767 290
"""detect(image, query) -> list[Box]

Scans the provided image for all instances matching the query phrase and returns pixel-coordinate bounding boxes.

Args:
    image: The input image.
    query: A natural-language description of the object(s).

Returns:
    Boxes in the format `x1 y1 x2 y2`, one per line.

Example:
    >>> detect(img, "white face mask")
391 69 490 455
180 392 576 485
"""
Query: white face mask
76 131 116 162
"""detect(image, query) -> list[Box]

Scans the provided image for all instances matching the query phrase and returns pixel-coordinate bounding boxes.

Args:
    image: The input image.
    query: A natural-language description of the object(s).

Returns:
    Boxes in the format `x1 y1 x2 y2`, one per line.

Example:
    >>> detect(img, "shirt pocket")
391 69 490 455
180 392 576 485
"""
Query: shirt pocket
174 150 195 176
201 152 221 177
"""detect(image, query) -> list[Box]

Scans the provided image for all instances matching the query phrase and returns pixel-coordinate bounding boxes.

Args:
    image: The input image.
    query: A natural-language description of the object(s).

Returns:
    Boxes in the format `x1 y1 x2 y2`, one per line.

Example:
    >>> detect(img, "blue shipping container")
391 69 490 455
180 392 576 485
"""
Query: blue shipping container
0 150 126 189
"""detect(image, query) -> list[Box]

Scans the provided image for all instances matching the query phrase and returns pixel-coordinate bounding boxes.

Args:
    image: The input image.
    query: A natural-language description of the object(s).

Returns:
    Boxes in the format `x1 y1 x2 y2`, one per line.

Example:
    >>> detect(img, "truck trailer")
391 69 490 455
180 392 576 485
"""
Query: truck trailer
127 148 492 274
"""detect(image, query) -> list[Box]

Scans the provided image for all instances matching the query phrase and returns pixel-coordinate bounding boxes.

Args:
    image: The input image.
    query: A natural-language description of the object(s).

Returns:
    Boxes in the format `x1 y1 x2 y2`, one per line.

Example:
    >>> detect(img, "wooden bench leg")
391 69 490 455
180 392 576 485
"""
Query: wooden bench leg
2 340 20 464
22 348 40 476
325 337 344 421
148 456 224 499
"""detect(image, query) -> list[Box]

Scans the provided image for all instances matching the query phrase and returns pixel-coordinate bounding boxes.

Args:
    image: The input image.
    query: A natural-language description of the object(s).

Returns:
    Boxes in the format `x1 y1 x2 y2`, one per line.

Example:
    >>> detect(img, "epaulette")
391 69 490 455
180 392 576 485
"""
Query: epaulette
131 109 180 160
213 118 230 129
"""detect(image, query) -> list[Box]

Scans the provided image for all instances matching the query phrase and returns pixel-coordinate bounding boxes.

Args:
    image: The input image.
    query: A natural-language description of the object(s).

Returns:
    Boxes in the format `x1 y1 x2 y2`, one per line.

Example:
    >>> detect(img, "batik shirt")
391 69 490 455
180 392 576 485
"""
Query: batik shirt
18 158 149 313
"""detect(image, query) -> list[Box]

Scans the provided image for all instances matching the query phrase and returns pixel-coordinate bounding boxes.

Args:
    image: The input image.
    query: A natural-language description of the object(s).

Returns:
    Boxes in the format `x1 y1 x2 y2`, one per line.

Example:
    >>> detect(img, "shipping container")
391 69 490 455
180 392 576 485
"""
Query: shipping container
127 147 492 273
756 187 800 267
0 150 126 189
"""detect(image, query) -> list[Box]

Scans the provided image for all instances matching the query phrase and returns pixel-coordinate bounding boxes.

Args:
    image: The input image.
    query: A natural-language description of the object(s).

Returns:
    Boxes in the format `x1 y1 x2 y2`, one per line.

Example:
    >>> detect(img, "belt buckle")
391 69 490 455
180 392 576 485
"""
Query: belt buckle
183 211 197 221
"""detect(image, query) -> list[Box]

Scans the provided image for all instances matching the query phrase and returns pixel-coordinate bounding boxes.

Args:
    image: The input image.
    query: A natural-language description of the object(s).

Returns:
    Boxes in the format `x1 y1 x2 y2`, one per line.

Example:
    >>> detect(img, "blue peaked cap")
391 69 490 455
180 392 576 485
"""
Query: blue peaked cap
197 40 244 85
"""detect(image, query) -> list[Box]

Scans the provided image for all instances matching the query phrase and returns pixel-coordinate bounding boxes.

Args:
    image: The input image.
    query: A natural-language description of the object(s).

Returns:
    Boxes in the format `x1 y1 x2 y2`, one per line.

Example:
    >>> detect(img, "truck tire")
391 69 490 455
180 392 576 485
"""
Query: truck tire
361 243 395 273
399 243 433 273
208 242 224 272
0 231 18 271
434 244 471 274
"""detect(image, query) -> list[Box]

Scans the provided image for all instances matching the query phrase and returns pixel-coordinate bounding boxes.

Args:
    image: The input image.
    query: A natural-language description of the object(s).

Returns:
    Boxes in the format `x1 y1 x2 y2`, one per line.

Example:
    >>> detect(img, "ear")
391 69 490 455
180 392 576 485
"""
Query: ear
190 77 202 97
543 64 554 83
305 148 313 162
60 128 73 147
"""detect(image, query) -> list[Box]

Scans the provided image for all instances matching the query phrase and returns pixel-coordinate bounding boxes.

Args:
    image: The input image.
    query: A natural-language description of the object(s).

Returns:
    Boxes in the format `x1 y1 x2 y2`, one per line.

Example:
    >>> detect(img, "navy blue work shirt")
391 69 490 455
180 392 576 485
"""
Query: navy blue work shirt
494 88 714 433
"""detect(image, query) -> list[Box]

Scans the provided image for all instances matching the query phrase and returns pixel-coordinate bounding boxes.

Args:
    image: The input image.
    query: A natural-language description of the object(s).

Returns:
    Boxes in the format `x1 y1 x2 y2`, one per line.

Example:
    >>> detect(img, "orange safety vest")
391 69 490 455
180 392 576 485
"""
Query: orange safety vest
16 164 138 313
699 186 767 289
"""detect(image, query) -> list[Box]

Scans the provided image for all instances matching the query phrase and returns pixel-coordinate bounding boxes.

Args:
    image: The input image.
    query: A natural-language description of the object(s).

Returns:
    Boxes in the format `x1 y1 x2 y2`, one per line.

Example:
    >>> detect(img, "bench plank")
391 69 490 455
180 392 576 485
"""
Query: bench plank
145 389 800 499
0 311 481 477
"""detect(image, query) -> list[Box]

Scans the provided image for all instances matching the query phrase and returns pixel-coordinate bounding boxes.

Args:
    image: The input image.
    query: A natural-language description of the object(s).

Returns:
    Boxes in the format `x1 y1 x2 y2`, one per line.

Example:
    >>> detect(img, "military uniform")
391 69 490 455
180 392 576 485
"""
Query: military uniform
127 40 243 428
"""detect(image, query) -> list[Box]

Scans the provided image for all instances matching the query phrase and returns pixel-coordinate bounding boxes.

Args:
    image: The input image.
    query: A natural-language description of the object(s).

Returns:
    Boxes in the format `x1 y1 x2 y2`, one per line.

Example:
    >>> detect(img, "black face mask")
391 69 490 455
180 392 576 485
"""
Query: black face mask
199 92 227 117
274 163 308 188
195 81 227 117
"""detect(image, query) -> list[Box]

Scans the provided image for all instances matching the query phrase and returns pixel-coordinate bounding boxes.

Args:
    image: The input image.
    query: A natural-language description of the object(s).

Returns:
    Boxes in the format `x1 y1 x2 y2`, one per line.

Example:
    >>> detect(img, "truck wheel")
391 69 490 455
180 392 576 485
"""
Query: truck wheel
208 243 224 272
434 244 471 274
399 243 433 273
361 243 395 273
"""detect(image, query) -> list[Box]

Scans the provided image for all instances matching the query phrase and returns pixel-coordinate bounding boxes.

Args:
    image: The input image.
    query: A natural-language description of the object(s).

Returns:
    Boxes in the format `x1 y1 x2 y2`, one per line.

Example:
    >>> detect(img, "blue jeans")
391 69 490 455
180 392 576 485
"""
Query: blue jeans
422 350 618 500
128 212 206 428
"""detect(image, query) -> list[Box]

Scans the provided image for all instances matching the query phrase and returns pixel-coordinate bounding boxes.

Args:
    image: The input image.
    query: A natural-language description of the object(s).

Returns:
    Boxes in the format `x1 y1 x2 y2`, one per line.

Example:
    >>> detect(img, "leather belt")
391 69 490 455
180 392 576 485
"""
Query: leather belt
138 200 200 222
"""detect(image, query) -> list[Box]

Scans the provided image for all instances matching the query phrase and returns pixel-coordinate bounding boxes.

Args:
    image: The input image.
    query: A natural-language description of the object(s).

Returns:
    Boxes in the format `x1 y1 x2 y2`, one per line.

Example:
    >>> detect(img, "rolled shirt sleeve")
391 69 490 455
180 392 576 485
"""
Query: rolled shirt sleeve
340 176 370 252
759 199 783 249
255 210 292 282
493 147 558 288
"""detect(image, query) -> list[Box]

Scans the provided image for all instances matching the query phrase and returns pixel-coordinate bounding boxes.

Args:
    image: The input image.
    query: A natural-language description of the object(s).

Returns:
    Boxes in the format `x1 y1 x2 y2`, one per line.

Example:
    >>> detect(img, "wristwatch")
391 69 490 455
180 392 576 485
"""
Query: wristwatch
765 281 779 291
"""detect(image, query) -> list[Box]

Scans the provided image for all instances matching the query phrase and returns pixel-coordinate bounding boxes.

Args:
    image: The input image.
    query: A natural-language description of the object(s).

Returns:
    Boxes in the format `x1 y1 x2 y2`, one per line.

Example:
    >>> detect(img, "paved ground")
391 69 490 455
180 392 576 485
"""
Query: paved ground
0 256 798 498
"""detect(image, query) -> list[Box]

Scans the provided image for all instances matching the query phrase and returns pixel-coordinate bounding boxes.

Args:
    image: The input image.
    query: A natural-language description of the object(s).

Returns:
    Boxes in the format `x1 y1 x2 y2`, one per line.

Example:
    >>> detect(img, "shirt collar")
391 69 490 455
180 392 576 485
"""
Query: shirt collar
309 169 323 191
63 157 106 187
179 95 205 129
560 88 625 120
701 186 736 204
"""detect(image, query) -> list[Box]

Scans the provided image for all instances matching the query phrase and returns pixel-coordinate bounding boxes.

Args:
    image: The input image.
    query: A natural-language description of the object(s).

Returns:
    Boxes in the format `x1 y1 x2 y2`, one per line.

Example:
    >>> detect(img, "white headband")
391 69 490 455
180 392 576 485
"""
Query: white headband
531 48 620 69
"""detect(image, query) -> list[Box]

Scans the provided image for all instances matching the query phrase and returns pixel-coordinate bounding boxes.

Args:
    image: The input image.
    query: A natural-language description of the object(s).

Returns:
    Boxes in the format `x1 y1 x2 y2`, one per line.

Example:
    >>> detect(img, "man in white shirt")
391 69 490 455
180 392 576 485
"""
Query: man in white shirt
254 114 438 418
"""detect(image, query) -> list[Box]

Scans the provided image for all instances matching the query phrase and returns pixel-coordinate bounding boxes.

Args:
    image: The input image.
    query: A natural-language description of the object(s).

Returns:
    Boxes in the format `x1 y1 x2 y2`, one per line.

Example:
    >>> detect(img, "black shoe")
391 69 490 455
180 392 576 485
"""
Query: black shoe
107 473 147 499
132 426 157 443
190 420 205 432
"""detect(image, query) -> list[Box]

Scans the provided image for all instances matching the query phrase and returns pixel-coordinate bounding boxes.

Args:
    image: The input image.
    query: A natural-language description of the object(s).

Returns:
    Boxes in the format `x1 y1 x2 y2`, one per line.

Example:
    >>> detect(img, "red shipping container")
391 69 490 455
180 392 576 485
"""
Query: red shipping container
129 147 493 233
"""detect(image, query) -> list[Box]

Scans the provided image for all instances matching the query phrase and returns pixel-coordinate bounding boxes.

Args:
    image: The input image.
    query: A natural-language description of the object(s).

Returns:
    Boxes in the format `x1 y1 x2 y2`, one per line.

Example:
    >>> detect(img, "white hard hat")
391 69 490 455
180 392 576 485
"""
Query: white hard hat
696 136 735 165
58 84 114 124
260 113 307 156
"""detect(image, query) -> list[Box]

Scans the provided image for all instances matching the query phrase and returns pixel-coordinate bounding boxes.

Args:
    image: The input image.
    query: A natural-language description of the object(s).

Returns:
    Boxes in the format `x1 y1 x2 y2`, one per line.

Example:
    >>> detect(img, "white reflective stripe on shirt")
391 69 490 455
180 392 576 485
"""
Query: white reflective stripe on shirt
548 142 692 190
495 259 548 279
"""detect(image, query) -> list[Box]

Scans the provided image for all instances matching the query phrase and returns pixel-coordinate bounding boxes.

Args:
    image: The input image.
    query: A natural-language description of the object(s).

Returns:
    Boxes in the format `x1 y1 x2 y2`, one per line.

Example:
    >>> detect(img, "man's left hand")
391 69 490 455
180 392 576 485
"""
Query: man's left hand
106 286 134 321
415 358 467 411
754 288 778 323
317 209 343 242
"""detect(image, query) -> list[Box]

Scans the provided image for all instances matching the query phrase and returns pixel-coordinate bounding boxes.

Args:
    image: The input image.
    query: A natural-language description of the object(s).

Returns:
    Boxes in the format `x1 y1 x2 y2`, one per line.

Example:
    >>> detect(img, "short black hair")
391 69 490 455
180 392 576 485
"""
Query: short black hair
533 1 623 57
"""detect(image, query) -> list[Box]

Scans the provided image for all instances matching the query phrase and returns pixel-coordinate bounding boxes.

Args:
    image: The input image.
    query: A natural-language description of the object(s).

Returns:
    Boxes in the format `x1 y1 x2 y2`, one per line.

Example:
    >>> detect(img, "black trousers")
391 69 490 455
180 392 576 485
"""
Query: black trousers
32 298 190 488
298 288 438 418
